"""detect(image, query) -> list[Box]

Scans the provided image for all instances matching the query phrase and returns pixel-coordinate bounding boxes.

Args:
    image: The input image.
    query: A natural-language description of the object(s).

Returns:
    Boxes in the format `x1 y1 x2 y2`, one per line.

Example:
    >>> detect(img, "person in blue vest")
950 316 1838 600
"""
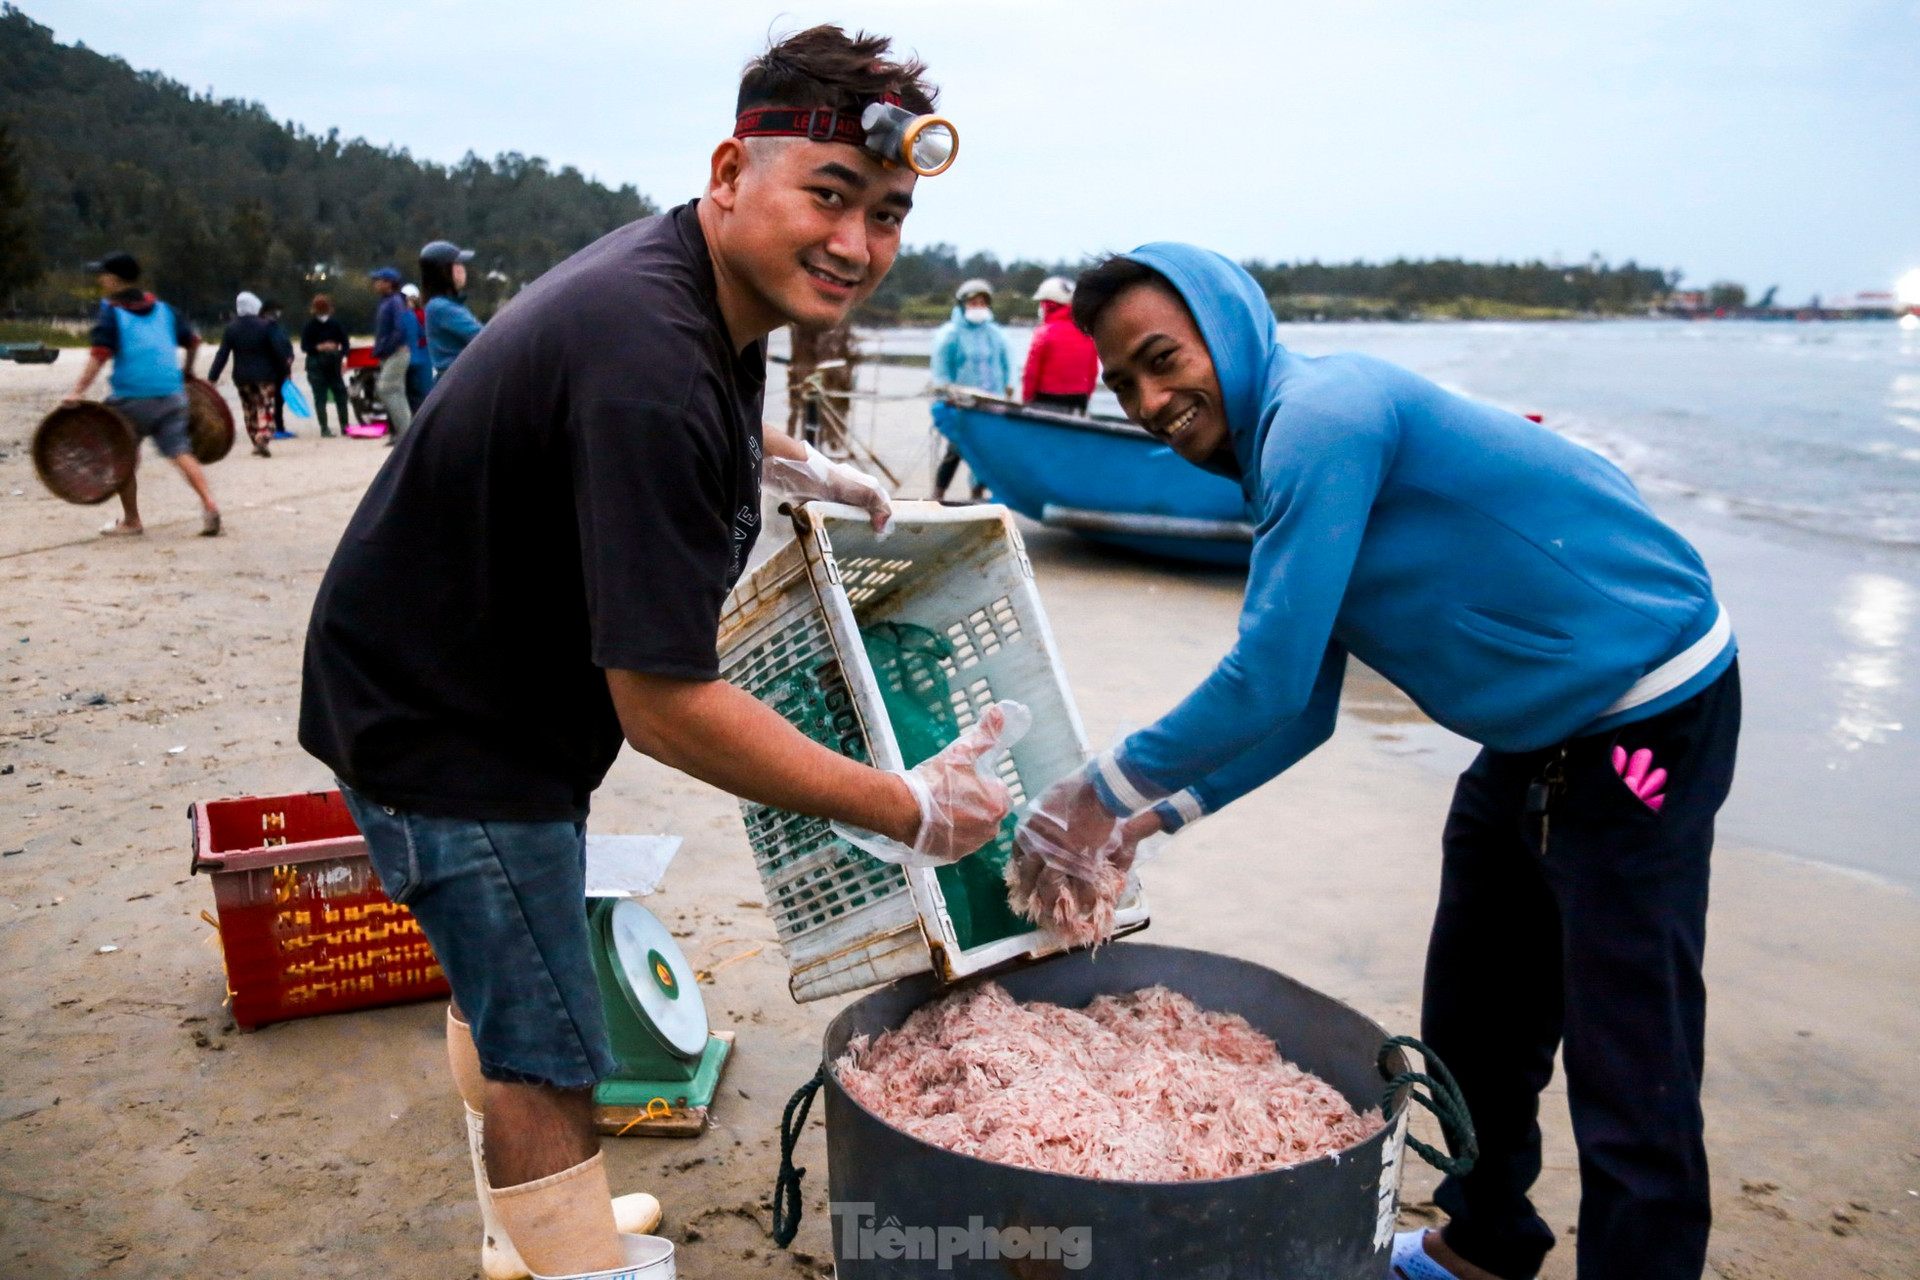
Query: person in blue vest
929 278 1012 499
63 251 222 537
1011 245 1740 1280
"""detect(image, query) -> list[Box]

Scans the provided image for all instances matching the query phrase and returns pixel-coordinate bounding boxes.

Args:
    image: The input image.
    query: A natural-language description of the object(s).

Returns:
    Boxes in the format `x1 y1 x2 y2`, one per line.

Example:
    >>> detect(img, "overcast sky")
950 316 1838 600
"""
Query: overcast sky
25 1 1920 300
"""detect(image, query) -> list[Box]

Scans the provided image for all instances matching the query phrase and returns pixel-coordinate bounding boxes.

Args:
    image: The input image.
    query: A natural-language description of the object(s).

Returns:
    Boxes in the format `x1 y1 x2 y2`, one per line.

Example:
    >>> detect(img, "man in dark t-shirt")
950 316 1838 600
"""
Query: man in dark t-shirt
300 27 1016 1278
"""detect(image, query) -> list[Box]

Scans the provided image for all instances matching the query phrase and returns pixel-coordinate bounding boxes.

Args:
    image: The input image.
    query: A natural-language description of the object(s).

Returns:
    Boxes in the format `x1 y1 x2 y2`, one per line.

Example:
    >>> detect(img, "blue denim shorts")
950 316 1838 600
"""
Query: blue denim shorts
108 392 192 460
339 784 614 1089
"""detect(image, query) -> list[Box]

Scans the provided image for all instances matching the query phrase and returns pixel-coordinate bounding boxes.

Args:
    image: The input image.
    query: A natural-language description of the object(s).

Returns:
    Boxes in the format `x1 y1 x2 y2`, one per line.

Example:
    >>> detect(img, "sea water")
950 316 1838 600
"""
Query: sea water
856 319 1920 887
1266 320 1920 888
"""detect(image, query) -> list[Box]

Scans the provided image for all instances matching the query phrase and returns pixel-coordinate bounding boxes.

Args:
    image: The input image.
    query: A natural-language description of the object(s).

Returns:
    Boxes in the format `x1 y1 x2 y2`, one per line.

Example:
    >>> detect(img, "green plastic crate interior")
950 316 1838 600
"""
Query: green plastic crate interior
716 501 1148 1002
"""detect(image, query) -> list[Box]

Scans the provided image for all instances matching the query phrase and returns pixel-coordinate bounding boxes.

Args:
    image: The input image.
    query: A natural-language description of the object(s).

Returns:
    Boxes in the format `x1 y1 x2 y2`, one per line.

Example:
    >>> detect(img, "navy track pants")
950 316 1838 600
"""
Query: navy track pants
1423 663 1740 1280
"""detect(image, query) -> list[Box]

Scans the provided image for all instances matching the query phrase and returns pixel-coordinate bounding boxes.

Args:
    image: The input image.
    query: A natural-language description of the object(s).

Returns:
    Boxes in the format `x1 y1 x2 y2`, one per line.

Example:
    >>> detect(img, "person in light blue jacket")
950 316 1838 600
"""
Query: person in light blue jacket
929 278 1012 498
420 239 484 376
1012 244 1740 1280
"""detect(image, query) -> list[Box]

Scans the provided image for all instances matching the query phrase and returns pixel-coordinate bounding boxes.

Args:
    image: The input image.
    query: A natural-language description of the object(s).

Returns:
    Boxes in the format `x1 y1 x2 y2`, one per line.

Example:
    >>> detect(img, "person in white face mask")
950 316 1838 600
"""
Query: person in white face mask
930 278 1012 498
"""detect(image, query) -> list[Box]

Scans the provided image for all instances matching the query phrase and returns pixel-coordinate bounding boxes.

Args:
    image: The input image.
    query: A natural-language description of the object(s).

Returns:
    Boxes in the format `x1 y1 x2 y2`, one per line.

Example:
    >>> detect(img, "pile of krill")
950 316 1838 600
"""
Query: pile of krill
835 982 1383 1181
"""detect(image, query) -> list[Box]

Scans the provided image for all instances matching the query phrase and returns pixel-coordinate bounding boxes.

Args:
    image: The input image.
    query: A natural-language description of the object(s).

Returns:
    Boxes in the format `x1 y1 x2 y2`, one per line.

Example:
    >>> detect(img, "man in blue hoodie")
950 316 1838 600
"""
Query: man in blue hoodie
1012 245 1739 1280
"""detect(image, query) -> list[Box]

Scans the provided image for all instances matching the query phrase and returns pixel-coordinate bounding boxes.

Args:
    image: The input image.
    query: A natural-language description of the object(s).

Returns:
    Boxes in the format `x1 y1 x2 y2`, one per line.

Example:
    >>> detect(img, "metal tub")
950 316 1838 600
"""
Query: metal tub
820 942 1415 1278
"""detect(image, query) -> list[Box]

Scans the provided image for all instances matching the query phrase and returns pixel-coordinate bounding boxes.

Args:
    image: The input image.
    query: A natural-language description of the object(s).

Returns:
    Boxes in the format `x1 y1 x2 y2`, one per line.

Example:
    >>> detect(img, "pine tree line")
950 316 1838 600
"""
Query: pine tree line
861 246 1681 326
0 5 654 330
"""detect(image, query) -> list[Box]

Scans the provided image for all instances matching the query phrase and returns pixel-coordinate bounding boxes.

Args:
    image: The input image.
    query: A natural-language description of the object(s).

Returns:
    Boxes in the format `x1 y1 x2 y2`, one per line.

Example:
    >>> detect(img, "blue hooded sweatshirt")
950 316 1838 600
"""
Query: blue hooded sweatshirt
931 305 1012 395
1088 244 1736 831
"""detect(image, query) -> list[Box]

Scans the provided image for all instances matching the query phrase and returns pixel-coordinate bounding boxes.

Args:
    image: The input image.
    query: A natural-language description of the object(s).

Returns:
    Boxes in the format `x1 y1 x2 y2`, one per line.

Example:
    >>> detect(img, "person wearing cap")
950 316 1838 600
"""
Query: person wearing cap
930 278 1012 498
400 283 433 411
209 291 294 456
419 239 484 376
301 27 1014 1279
1021 276 1099 414
367 267 419 441
301 295 351 437
63 251 222 536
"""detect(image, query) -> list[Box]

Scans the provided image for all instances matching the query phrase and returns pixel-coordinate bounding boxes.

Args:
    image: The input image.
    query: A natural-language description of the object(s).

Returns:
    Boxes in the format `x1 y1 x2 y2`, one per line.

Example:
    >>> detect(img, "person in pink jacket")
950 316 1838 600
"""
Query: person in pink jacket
1021 276 1100 412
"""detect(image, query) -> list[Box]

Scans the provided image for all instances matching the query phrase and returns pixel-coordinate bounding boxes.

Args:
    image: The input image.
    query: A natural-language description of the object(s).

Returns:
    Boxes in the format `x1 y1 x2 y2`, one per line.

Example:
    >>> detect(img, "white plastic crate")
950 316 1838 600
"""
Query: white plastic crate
717 500 1149 1002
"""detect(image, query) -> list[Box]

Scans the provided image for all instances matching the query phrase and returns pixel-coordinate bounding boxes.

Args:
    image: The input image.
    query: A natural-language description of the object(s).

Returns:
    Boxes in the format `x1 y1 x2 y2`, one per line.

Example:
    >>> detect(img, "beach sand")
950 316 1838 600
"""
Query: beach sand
1 356 1915 1278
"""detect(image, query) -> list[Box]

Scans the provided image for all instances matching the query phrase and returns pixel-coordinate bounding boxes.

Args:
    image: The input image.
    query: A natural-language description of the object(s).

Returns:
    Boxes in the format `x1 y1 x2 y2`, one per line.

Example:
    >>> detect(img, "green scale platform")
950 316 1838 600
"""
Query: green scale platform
587 896 733 1137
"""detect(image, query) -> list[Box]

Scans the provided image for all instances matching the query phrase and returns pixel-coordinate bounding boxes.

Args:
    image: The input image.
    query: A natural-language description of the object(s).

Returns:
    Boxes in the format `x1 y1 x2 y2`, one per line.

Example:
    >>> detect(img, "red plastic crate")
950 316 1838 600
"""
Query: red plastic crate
189 789 449 1029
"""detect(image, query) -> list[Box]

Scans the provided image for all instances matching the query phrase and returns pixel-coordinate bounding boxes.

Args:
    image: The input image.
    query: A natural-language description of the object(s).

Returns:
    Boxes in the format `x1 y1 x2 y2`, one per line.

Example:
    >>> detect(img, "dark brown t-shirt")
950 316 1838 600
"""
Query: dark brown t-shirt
300 202 765 821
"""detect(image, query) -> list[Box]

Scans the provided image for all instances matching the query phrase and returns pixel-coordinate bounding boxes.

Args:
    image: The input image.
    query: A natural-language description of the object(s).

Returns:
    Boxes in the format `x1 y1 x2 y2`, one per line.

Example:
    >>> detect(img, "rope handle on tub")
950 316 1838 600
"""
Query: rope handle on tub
1378 1035 1478 1178
771 1064 828 1248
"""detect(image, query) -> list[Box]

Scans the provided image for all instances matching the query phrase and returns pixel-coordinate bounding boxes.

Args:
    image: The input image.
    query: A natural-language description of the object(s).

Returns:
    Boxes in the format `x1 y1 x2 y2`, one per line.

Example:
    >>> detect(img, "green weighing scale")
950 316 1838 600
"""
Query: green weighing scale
586 895 733 1137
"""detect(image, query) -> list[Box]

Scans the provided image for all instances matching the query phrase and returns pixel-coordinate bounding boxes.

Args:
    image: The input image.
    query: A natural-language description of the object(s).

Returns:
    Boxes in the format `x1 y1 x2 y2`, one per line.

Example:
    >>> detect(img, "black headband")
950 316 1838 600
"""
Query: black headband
733 106 867 148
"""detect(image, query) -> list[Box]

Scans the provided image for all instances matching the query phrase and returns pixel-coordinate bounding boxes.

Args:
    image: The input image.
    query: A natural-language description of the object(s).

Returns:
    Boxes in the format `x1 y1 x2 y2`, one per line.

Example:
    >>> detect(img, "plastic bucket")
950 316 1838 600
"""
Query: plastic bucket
817 942 1422 1278
530 1233 674 1279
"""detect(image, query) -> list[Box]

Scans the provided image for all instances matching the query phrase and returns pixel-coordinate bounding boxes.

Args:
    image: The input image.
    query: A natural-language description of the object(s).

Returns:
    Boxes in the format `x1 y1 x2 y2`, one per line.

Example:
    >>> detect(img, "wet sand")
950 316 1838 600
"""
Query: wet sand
1 357 1916 1278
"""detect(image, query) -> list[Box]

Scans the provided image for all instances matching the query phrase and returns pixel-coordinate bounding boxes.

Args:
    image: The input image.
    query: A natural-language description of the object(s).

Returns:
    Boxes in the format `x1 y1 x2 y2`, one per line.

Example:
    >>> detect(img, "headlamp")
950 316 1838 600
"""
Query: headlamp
733 100 959 177
859 102 957 176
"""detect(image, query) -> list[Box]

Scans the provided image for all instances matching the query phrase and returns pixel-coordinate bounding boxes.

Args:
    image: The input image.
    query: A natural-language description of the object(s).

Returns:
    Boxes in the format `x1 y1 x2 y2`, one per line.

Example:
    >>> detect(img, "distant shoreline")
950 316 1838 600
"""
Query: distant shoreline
851 311 1914 334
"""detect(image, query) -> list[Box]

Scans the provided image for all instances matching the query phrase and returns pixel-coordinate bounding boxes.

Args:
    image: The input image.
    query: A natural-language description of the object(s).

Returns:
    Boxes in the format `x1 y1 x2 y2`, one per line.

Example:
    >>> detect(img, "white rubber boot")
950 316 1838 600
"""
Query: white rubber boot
450 1008 663 1280
468 1106 533 1280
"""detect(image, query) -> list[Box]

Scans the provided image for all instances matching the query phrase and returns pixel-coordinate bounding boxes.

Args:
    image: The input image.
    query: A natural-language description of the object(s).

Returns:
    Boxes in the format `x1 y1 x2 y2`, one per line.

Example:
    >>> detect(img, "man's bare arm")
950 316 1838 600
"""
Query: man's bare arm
64 351 108 402
763 423 807 462
607 669 919 842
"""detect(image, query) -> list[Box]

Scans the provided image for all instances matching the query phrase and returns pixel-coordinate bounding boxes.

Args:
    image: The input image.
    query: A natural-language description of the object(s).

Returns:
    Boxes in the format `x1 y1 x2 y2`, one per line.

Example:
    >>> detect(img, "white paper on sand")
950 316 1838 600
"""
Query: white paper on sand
584 834 682 898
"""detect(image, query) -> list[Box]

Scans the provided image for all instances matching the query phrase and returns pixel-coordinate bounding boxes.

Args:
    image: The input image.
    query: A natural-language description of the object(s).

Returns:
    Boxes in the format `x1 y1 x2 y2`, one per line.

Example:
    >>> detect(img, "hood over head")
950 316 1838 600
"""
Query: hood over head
234 291 263 317
1033 275 1074 306
1116 242 1285 483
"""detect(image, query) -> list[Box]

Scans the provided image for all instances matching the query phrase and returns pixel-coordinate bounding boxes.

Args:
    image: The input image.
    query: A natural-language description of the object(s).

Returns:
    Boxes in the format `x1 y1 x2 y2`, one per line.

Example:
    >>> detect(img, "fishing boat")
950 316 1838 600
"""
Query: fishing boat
931 391 1253 567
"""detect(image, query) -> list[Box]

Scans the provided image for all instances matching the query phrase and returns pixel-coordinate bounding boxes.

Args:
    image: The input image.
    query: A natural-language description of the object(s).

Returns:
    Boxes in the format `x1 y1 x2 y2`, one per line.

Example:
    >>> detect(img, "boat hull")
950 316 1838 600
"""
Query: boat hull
931 398 1252 567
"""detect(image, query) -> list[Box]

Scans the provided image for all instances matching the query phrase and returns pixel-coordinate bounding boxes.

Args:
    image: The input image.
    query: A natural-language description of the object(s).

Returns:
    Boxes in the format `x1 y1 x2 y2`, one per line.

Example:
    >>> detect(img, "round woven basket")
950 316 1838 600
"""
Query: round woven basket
33 402 139 505
185 377 236 464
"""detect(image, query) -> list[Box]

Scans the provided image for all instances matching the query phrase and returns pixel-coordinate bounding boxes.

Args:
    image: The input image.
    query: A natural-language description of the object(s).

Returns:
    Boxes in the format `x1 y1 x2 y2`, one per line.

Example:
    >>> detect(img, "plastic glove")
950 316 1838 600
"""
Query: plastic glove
763 442 894 535
1007 768 1162 947
1612 745 1667 812
834 700 1031 868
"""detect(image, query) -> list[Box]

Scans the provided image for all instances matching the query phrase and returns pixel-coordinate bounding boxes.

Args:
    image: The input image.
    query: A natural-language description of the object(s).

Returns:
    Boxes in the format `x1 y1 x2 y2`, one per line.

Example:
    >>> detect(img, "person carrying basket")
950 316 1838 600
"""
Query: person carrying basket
62 251 222 537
